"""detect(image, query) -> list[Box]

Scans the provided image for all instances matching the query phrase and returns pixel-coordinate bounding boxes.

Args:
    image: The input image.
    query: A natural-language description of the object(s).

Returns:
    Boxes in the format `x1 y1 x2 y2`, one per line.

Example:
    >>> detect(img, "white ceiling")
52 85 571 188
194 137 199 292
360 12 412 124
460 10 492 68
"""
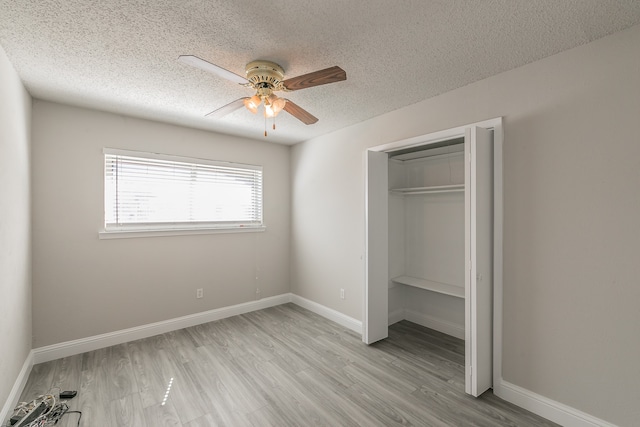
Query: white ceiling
1 1 639 145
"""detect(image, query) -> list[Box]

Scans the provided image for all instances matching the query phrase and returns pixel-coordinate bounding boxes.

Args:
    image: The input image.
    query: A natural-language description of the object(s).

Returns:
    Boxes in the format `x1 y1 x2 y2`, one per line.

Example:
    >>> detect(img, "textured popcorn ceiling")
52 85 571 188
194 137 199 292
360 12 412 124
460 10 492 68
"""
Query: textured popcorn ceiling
1 1 640 145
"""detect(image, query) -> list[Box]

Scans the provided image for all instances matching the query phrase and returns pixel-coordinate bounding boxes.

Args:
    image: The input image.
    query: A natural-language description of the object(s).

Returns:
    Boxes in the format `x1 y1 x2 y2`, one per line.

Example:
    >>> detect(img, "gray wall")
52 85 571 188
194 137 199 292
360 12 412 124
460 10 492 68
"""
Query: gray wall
0 46 31 412
31 102 291 348
290 25 640 426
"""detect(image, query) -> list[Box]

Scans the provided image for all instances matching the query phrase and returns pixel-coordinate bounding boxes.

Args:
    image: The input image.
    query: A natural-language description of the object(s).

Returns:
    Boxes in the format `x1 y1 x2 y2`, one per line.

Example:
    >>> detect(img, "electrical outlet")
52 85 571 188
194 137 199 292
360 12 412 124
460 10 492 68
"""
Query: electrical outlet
340 288 345 300
255 288 261 300
196 288 203 299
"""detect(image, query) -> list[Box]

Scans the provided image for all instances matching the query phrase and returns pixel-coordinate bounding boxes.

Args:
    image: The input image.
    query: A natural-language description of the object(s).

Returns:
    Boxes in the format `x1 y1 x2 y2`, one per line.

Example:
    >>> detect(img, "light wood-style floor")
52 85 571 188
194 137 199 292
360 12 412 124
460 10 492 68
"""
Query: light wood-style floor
17 303 558 426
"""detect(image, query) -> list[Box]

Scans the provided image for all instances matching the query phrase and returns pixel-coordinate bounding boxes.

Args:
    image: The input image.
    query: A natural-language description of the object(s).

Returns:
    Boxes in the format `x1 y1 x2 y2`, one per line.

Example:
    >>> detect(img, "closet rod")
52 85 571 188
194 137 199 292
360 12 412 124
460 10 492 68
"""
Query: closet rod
390 184 465 195
397 188 464 195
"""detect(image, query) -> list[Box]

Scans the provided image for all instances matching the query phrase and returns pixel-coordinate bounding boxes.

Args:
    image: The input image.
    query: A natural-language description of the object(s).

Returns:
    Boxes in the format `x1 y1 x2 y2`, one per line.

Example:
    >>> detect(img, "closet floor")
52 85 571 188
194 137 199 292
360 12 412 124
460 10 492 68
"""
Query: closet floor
15 303 558 426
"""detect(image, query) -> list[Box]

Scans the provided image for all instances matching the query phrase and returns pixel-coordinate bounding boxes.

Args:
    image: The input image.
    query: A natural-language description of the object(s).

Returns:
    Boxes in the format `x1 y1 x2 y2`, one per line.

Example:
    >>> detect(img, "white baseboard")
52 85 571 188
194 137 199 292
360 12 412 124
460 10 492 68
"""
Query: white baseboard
403 309 465 340
495 380 618 427
388 308 405 325
33 293 292 364
1 351 34 424
289 294 362 334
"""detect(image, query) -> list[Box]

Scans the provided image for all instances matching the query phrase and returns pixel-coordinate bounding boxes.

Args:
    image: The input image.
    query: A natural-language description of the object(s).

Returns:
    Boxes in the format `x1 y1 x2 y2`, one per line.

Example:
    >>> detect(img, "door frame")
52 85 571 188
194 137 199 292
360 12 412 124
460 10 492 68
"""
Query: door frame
363 117 504 392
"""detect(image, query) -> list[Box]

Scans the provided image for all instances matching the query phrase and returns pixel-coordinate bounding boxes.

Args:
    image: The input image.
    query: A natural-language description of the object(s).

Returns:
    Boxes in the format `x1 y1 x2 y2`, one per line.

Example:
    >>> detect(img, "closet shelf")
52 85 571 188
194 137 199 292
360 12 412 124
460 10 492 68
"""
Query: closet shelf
391 275 464 299
389 184 464 195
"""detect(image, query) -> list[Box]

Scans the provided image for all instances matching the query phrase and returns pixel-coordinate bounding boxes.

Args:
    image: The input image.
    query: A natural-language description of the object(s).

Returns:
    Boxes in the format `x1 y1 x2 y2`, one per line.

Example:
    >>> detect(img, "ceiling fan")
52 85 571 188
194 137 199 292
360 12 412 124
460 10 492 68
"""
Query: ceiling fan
178 55 346 134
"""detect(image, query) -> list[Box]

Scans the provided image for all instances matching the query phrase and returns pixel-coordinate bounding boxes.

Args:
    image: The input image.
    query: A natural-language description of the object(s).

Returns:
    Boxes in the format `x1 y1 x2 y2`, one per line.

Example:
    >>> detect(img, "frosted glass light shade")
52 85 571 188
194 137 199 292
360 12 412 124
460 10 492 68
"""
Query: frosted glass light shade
264 96 286 117
243 95 261 114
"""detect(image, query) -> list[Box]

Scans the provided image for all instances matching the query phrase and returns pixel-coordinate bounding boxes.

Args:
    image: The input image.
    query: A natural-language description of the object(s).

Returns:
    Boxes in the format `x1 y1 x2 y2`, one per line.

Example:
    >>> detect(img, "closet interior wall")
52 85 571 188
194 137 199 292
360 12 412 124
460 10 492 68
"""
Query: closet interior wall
388 141 466 339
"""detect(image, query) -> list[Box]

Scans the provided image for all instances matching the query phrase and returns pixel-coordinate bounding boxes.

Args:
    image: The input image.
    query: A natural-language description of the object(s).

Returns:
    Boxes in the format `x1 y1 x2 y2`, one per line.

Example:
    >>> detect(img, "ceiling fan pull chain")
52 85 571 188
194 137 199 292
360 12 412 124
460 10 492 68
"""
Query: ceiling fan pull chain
273 116 276 130
264 114 267 137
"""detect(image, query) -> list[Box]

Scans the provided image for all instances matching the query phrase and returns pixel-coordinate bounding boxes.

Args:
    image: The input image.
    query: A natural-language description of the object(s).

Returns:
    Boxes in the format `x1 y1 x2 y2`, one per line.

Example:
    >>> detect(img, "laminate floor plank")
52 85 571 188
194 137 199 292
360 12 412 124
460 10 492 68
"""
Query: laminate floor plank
197 322 247 364
395 321 466 353
244 324 313 376
251 362 354 427
179 355 253 427
268 305 340 338
213 317 256 357
193 345 267 414
15 303 559 427
345 381 449 426
181 413 219 427
51 354 83 393
245 404 291 427
143 400 182 427
264 334 355 390
388 347 460 388
103 343 139 401
108 393 147 427
387 322 466 366
411 385 516 427
277 304 353 339
208 408 254 427
18 359 56 401
163 357 211 424
127 341 171 409
224 316 279 363
319 330 399 366
164 328 201 365
230 354 276 392
378 338 463 379
76 347 116 425
295 368 384 427
51 354 83 427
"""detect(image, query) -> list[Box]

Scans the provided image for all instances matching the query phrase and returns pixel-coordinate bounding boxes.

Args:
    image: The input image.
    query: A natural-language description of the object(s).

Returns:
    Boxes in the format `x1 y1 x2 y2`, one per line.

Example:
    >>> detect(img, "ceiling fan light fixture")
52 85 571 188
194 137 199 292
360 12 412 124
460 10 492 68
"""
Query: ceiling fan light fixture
264 95 286 118
272 97 286 114
264 94 276 107
265 104 282 118
243 95 261 114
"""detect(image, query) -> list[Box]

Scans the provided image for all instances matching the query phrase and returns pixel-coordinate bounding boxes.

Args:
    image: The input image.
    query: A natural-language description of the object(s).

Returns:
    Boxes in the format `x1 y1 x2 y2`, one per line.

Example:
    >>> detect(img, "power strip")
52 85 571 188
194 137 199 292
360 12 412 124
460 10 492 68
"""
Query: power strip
11 401 48 427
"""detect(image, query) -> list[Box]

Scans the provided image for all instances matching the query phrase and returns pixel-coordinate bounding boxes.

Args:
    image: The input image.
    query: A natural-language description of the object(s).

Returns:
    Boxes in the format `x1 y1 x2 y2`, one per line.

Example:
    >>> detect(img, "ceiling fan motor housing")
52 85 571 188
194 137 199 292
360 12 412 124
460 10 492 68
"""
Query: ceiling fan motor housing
245 60 286 92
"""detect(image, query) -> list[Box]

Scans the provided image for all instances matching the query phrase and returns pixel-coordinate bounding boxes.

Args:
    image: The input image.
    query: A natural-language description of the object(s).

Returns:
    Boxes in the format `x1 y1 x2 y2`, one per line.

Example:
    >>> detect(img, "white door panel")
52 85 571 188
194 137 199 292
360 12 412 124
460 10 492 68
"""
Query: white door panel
364 150 389 344
465 127 494 396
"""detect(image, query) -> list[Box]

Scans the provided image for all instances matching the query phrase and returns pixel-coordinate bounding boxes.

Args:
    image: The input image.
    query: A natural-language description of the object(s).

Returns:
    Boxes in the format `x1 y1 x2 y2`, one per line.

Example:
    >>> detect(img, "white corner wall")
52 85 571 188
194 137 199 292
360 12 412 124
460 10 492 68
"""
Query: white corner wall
290 24 640 426
0 45 32 415
31 102 290 348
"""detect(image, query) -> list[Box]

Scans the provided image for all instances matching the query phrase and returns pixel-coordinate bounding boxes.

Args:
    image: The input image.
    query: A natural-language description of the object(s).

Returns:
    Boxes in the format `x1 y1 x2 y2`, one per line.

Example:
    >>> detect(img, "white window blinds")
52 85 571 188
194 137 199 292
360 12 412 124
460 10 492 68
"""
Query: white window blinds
104 149 263 231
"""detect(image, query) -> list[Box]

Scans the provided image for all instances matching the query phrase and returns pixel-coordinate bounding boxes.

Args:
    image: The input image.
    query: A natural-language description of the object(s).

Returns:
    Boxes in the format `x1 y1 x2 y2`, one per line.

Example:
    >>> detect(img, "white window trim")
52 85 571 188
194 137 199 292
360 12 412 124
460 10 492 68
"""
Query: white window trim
98 225 266 240
101 148 265 238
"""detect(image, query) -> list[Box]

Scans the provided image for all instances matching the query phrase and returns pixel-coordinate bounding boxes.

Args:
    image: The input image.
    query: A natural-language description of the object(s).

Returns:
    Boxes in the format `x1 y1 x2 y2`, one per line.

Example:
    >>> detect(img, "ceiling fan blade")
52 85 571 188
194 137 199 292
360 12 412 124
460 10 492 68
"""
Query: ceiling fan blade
205 98 249 118
178 55 248 85
282 66 346 91
283 100 318 125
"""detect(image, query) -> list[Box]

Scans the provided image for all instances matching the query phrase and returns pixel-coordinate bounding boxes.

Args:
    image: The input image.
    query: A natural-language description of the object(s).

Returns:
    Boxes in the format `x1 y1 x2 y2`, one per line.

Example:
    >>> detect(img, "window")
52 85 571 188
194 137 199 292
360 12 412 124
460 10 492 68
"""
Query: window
103 149 263 236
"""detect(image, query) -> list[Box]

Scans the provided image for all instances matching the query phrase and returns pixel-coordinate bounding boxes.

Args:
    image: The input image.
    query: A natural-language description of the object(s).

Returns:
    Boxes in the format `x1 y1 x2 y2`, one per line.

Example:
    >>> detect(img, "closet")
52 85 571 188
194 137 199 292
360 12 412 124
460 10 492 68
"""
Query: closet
365 121 501 397
388 138 466 340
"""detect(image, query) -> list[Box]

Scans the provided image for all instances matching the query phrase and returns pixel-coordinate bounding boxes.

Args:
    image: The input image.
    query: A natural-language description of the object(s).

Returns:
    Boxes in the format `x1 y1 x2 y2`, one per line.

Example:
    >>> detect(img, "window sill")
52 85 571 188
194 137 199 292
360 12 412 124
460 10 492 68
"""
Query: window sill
98 225 266 240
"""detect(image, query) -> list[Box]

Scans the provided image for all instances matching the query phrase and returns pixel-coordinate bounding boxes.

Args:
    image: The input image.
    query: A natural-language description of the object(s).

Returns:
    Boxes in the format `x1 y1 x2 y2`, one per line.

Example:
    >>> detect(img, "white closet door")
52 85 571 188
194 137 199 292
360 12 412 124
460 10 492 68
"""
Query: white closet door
465 126 494 396
364 150 389 344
